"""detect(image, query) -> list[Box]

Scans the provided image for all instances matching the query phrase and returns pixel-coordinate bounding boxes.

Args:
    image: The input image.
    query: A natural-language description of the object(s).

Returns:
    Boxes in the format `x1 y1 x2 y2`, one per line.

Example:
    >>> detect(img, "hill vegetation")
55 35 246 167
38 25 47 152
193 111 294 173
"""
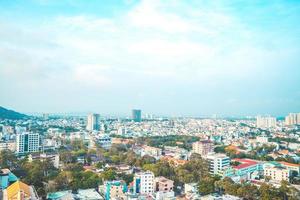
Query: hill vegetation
0 106 28 120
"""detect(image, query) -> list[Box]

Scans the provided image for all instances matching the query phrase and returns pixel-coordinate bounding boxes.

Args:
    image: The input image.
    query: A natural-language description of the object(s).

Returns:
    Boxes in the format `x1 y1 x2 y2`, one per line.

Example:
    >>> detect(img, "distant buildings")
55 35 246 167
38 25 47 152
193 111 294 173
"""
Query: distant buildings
285 113 300 126
16 132 39 154
256 116 276 128
141 145 162 160
42 113 49 120
192 140 214 157
96 135 112 150
86 113 100 131
0 141 16 152
256 136 269 144
132 109 142 122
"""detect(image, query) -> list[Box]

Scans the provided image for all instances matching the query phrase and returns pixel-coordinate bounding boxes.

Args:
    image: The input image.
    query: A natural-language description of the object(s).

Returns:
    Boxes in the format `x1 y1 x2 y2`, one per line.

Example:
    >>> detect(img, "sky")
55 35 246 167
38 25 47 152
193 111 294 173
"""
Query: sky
0 0 300 117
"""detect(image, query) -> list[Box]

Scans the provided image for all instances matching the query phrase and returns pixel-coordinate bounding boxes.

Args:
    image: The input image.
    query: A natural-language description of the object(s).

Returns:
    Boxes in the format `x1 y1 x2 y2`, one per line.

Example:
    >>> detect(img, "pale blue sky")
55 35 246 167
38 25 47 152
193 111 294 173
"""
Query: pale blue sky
0 0 299 116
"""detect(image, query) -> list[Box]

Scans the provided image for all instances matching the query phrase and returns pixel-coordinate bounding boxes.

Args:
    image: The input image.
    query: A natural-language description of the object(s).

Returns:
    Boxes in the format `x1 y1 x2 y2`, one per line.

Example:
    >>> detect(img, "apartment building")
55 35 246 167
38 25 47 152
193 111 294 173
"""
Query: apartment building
192 140 214 157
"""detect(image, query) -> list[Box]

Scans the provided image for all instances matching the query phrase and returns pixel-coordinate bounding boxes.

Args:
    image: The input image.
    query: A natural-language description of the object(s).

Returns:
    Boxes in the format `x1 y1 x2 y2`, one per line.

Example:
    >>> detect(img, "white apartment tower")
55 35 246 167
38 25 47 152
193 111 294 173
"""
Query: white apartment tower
206 153 230 176
16 132 40 154
86 113 100 131
192 140 214 157
134 171 155 195
285 113 300 126
256 116 277 128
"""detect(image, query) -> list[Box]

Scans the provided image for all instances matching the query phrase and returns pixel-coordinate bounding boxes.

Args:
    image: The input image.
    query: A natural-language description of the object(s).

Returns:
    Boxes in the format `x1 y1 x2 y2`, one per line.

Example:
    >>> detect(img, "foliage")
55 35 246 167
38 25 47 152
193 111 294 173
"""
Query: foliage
0 150 18 169
136 135 199 150
101 168 117 181
198 176 219 195
216 177 299 200
214 146 226 153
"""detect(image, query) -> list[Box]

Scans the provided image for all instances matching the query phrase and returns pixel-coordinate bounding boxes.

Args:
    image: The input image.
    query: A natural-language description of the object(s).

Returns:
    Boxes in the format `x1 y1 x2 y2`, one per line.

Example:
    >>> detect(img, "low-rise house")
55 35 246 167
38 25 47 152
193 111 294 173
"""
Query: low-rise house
184 183 200 200
104 180 127 200
264 165 290 182
163 146 189 160
2 180 39 200
47 189 103 200
155 176 175 200
141 145 162 160
0 141 16 152
279 161 300 175
28 153 60 168
105 164 134 175
231 158 263 180
155 176 173 192
161 156 188 167
0 169 18 189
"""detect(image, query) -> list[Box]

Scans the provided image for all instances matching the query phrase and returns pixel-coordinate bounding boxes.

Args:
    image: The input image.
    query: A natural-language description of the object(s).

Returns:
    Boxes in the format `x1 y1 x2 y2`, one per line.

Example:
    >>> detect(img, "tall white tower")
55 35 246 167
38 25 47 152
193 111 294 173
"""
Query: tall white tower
86 113 100 131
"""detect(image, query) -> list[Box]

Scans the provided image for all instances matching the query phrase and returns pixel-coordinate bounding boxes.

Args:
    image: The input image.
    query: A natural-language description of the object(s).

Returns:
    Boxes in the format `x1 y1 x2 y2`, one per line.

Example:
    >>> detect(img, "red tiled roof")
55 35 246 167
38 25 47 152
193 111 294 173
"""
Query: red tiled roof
232 158 258 170
279 161 300 167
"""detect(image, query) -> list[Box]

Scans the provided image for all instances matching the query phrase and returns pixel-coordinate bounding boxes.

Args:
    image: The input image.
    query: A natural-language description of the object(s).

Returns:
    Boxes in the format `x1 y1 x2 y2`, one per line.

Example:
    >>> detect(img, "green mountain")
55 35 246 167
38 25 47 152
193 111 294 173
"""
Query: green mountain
0 106 28 120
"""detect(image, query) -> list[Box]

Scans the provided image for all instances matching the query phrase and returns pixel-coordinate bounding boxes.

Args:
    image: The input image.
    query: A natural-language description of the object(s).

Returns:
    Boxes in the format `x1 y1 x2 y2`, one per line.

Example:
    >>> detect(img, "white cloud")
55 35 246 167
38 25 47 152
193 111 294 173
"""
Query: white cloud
73 64 111 87
1 0 299 114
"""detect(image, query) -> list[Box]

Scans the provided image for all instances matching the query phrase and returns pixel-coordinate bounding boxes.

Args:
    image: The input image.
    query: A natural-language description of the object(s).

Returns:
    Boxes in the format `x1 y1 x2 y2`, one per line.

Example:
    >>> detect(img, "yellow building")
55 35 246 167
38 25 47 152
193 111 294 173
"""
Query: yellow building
3 180 38 200
264 166 290 182
279 161 300 175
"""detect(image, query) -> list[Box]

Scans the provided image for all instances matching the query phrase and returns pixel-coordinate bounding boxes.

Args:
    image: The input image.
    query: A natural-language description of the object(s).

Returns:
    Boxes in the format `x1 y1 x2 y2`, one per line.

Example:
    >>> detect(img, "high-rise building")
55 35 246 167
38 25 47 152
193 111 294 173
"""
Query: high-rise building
206 153 230 176
256 116 276 128
132 109 142 122
133 171 154 195
86 113 100 131
285 113 300 126
192 140 214 157
16 132 40 154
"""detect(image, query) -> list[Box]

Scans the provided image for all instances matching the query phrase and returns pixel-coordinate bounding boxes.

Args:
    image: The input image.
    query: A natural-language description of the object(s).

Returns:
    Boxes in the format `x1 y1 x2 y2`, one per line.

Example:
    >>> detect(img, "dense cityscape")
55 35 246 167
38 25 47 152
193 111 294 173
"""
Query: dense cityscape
0 107 300 199
1 0 300 200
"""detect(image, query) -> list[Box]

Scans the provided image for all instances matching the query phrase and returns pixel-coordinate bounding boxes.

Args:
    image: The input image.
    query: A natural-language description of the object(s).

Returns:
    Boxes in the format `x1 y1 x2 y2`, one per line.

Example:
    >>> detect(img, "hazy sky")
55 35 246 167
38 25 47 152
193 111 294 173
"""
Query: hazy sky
0 0 300 116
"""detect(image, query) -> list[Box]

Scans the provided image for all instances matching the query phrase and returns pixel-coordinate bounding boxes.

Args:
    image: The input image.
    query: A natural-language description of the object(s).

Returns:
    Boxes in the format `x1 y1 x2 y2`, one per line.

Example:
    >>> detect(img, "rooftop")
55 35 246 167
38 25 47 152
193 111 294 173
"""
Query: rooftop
279 161 300 167
232 159 258 170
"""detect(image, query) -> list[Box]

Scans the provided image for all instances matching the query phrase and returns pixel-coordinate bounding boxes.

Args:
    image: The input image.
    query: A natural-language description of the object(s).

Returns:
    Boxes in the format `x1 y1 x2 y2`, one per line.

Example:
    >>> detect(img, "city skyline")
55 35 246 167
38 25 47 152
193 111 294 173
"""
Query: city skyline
1 0 300 116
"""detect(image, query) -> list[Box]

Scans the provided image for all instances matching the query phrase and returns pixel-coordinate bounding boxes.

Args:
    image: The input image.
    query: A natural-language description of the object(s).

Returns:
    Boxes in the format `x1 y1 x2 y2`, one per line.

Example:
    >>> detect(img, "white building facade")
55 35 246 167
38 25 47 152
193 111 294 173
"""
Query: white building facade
206 153 230 176
16 132 40 154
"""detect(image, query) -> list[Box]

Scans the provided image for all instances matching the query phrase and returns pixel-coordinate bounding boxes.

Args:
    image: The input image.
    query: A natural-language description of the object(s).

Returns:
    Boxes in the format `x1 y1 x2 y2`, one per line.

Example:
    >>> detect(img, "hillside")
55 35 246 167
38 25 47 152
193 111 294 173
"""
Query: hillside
0 106 28 120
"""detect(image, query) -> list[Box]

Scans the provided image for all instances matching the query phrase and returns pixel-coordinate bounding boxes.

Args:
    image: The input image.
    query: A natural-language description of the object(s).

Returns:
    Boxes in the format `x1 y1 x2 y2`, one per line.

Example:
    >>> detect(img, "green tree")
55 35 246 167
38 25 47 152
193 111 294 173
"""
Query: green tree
236 184 259 199
101 168 117 181
0 150 18 169
198 176 215 195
